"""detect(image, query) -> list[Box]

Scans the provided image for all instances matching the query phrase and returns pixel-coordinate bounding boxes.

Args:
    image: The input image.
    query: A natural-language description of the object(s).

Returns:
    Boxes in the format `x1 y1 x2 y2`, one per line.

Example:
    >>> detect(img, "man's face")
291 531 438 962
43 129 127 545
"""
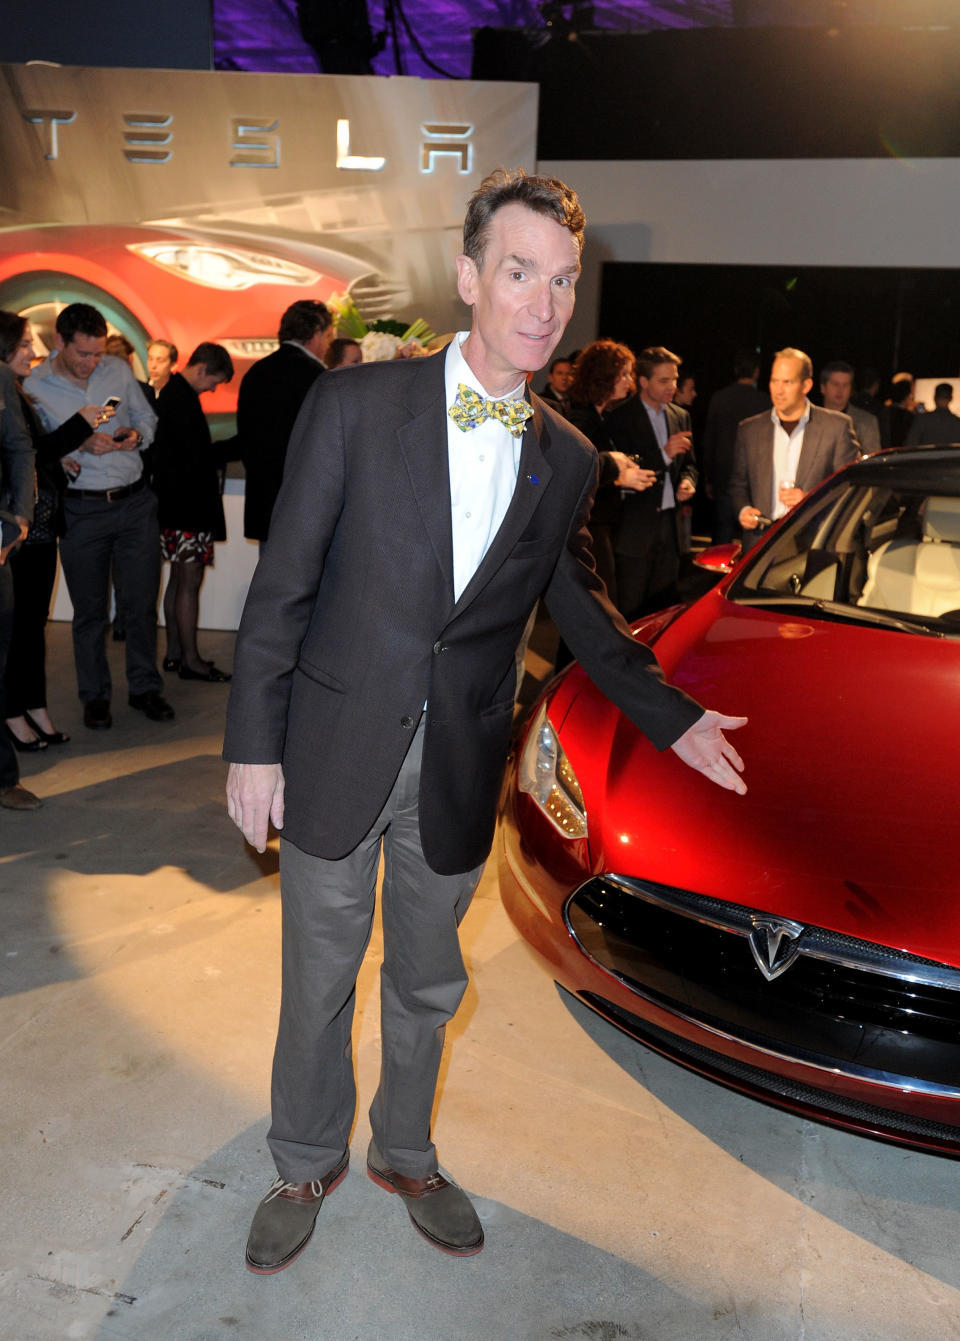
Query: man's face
548 360 573 394
639 362 679 409
193 369 229 395
770 357 813 419
148 344 174 383
340 342 362 367
456 202 580 394
305 325 334 362
55 331 106 383
821 371 853 412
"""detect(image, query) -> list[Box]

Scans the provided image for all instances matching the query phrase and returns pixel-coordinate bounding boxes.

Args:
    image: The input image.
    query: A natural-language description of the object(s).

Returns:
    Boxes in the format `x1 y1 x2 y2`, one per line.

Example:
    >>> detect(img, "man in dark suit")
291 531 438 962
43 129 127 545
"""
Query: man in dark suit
605 346 698 620
224 171 747 1274
537 353 574 416
730 346 859 551
700 350 770 543
236 299 333 541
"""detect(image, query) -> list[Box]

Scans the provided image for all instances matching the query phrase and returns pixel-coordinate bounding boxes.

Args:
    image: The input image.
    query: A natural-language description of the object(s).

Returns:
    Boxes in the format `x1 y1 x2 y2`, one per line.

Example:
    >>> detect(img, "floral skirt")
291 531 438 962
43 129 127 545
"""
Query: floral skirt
160 528 214 566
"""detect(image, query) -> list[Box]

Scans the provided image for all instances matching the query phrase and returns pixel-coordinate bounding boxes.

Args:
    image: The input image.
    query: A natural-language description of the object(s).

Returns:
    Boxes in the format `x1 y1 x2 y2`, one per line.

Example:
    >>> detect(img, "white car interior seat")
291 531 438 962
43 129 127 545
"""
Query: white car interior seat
859 495 960 617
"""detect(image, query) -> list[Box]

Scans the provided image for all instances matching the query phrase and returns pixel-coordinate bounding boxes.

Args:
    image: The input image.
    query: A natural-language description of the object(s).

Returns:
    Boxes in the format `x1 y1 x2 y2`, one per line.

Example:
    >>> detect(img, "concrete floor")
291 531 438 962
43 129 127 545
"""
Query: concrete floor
3 622 960 1341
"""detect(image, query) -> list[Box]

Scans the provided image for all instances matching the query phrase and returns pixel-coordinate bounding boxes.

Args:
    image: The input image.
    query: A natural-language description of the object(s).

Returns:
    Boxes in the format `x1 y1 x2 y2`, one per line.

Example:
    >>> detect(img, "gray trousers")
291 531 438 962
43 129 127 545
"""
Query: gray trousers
59 487 162 703
268 717 484 1182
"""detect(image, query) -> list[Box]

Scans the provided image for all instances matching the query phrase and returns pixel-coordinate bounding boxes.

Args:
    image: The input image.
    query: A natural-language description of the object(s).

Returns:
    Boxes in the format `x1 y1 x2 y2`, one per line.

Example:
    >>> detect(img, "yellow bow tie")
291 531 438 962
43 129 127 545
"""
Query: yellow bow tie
448 383 533 439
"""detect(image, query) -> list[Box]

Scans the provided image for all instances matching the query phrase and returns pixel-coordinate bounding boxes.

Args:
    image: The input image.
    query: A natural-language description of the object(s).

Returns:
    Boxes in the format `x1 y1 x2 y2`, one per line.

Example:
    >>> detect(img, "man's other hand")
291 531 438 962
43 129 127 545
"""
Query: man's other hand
83 432 123 455
670 710 748 793
739 506 761 530
676 478 695 502
226 761 285 852
664 430 692 459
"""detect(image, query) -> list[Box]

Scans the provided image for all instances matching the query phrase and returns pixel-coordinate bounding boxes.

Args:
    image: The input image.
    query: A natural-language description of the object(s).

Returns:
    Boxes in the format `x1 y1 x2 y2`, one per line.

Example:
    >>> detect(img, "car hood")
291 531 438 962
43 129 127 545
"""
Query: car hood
563 591 960 964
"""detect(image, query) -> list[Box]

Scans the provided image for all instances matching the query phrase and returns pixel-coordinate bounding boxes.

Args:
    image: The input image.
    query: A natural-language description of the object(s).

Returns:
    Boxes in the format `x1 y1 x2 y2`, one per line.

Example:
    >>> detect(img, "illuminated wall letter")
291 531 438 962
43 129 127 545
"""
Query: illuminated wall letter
22 109 76 160
229 118 281 168
123 113 173 164
420 123 473 173
336 119 385 172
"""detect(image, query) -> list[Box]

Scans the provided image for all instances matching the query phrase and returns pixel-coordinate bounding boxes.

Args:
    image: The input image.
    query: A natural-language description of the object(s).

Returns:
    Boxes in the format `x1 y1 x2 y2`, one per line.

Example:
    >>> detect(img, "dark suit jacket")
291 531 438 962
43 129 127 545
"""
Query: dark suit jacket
237 342 324 540
700 381 770 495
728 404 859 546
152 373 227 540
604 396 697 559
223 350 702 875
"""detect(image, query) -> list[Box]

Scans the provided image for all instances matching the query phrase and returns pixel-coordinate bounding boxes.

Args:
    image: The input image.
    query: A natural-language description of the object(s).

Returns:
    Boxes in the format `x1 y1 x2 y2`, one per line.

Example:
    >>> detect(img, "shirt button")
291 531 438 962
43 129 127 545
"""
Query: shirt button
465 511 472 519
400 715 414 729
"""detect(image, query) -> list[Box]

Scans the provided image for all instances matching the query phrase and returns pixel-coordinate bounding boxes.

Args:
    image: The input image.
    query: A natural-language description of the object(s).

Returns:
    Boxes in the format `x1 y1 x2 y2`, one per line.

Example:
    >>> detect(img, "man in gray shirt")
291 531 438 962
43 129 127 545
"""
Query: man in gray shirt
25 303 172 730
819 360 878 457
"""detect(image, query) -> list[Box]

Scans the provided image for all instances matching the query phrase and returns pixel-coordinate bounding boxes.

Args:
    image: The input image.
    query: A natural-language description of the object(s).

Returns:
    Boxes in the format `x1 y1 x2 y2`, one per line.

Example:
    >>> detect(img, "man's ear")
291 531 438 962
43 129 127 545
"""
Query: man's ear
53 331 65 353
455 253 477 307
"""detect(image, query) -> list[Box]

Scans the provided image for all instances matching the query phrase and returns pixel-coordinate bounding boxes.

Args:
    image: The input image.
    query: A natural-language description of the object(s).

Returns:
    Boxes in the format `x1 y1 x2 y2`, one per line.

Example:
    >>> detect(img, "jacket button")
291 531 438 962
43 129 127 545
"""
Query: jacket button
400 715 414 728
433 641 445 654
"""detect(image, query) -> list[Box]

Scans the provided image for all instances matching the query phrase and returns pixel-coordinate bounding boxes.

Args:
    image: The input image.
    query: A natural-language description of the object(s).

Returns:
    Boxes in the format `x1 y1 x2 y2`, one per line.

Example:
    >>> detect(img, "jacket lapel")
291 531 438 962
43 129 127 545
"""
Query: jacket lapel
754 419 776 515
451 396 554 616
797 411 824 491
395 353 455 607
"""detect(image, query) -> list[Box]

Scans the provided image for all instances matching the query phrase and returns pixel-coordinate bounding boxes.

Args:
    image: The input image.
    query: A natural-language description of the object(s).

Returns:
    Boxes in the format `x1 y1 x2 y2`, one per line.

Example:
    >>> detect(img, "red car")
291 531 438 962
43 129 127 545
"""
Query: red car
0 222 403 417
500 445 960 1156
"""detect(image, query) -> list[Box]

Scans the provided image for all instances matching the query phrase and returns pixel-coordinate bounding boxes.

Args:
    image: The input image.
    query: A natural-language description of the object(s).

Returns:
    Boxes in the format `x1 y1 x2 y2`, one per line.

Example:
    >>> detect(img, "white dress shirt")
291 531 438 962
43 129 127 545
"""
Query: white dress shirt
641 399 676 510
444 332 524 601
771 400 810 518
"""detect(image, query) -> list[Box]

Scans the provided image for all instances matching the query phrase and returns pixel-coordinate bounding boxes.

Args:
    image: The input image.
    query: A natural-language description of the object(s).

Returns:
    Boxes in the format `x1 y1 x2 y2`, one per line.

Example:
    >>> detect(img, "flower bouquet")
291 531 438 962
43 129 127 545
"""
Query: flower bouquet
328 293 436 362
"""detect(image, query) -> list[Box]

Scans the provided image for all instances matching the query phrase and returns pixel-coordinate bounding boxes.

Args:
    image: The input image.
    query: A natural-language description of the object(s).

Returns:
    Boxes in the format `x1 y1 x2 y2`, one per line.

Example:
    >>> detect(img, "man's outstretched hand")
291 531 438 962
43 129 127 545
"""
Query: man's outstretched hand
670 711 748 793
226 762 285 852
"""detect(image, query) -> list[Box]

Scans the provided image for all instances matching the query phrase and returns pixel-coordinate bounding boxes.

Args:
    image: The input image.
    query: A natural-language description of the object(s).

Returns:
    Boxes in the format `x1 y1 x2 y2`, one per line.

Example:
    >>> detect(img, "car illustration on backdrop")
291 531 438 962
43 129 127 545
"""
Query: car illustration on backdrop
499 445 960 1156
0 222 407 420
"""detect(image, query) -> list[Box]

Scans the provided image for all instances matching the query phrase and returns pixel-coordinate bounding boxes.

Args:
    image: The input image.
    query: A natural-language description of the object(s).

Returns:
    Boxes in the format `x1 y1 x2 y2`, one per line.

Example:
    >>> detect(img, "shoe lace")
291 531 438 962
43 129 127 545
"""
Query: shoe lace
263 1176 323 1202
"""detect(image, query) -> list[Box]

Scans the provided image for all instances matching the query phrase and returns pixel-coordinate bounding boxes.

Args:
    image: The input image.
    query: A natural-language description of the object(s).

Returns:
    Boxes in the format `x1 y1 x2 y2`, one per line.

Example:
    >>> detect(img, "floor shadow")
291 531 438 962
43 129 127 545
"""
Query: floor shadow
2 753 277 999
557 986 960 1294
81 1122 751 1341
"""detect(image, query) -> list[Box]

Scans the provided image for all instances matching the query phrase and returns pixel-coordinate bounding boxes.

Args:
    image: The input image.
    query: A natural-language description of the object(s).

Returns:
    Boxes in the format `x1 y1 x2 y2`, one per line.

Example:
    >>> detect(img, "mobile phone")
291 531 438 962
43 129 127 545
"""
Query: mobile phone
102 395 122 411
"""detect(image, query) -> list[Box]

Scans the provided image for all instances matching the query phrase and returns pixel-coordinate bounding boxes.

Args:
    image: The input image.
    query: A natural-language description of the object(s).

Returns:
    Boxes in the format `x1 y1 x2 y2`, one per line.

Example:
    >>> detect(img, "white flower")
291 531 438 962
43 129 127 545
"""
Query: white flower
360 331 402 362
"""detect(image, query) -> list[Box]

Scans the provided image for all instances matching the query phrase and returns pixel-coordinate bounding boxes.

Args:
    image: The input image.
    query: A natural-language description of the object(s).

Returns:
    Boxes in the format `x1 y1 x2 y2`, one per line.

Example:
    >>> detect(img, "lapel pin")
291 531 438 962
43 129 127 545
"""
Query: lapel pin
526 473 539 485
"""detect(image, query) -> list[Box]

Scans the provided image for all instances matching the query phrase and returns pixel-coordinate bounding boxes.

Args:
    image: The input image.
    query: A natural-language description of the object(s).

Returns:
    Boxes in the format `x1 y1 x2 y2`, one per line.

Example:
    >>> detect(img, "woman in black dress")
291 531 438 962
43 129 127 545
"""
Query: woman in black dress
566 339 657 606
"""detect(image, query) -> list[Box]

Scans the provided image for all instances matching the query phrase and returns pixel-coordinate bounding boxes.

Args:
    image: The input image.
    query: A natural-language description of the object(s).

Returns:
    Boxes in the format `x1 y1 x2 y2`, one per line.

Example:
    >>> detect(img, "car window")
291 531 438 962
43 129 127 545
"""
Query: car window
730 478 960 636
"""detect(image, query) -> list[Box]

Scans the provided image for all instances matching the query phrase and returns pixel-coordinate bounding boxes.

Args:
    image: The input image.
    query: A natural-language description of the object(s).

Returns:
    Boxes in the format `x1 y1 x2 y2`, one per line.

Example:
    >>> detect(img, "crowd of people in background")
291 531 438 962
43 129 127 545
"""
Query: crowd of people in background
538 340 960 622
1 284 958 814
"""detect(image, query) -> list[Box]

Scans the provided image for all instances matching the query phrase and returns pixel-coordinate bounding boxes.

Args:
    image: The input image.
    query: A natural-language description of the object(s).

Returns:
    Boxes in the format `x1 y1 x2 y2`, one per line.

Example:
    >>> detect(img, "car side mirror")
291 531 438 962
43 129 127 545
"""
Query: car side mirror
694 541 741 574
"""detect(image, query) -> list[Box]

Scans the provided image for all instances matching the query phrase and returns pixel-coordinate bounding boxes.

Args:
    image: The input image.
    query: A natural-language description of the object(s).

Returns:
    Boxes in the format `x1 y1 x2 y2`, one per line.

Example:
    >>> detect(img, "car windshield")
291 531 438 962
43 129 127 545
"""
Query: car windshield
728 459 960 638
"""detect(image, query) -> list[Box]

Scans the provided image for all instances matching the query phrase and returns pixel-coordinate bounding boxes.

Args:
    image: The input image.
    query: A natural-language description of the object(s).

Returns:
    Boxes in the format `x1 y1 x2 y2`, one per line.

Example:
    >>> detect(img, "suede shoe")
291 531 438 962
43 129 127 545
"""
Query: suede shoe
245 1149 349 1275
366 1140 483 1256
128 691 175 722
83 699 112 730
0 784 42 811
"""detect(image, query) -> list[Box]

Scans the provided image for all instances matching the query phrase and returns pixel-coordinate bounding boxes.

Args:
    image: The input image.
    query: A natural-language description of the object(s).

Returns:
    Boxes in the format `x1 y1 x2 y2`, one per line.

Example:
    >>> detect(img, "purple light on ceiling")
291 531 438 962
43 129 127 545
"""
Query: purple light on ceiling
213 1 734 79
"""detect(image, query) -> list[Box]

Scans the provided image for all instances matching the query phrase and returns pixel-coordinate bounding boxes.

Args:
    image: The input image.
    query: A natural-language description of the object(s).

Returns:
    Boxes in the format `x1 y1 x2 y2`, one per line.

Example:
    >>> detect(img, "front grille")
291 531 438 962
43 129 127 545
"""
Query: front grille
580 994 960 1152
566 876 960 1092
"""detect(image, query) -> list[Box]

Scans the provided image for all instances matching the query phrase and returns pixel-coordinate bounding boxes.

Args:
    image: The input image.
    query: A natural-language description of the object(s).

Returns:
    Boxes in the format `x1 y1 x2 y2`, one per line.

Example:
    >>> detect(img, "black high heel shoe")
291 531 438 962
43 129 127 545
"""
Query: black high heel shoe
5 723 48 753
23 711 70 746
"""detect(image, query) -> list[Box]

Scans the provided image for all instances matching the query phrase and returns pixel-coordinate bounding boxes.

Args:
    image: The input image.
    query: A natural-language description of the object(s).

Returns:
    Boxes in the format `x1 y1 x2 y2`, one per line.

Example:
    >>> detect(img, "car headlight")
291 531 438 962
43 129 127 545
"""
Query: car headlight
517 702 588 839
128 242 321 290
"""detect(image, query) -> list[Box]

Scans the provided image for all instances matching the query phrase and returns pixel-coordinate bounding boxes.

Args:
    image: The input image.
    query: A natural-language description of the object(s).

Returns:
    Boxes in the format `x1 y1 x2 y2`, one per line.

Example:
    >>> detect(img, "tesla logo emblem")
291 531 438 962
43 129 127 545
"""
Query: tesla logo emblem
747 914 805 981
